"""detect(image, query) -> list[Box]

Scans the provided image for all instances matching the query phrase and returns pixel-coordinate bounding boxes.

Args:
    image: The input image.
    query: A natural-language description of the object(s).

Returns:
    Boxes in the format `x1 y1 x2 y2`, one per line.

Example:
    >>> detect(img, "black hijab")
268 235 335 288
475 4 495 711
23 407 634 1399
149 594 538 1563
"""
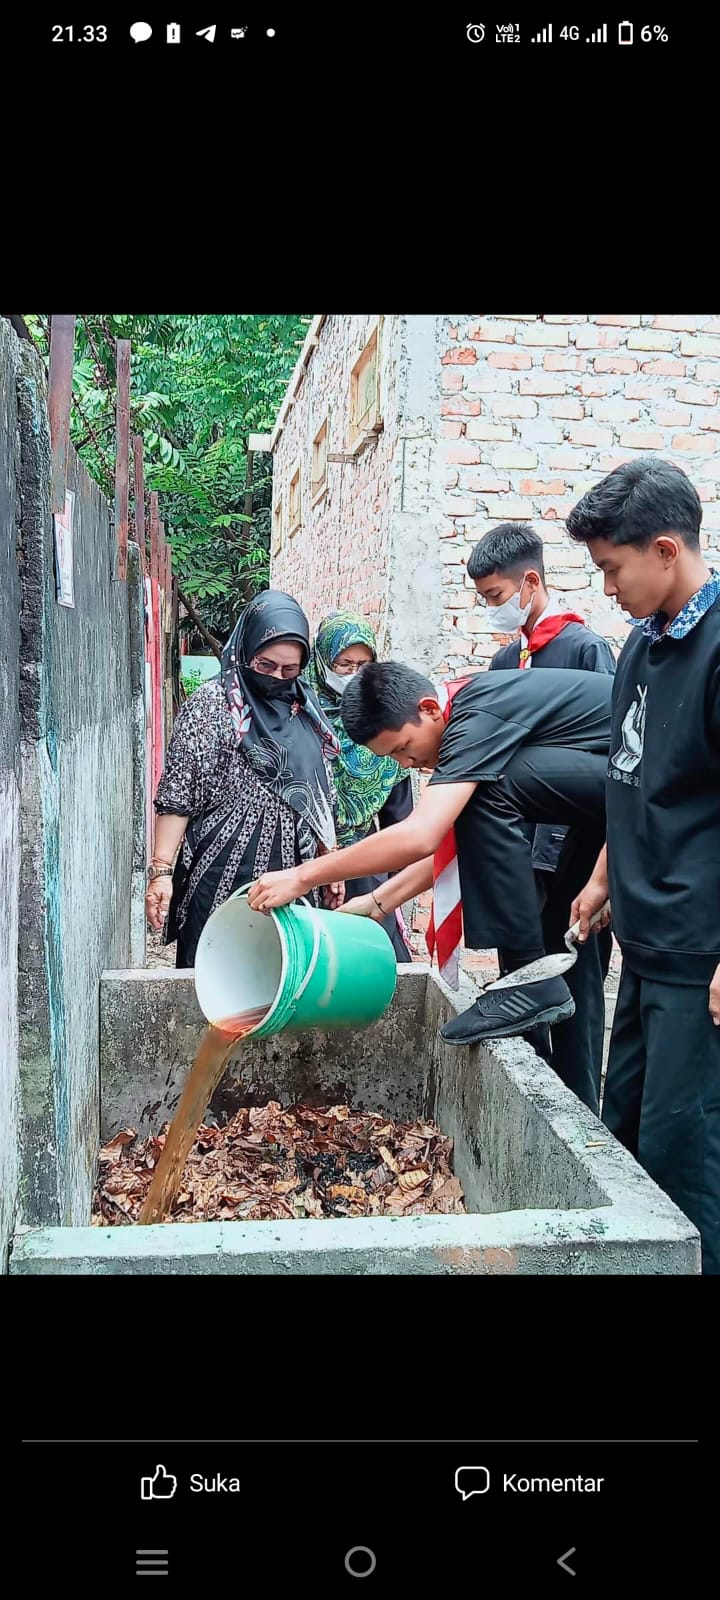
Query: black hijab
221 591 339 849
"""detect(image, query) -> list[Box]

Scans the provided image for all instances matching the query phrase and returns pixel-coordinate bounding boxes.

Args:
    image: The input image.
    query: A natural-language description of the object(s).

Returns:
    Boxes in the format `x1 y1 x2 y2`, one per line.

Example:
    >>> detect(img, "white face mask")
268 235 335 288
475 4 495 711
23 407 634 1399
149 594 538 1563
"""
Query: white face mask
325 667 351 695
489 577 533 633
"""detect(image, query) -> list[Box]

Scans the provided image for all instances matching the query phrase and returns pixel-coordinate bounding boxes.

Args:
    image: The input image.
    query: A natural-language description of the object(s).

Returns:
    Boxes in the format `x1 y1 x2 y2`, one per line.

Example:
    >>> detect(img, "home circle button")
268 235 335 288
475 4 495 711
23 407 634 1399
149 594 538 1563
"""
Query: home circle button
344 1546 377 1578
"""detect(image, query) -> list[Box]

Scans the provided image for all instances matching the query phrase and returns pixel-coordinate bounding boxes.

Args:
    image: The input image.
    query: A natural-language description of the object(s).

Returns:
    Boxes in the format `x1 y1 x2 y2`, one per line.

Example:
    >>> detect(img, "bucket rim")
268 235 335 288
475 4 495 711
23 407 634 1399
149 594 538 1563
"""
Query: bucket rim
207 885 321 1040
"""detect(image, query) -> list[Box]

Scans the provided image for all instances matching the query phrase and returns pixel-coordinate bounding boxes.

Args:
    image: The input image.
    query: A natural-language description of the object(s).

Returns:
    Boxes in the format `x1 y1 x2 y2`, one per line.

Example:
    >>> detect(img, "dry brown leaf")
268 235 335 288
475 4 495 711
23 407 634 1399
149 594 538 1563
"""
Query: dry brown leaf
328 1184 368 1205
99 1129 137 1162
398 1169 430 1191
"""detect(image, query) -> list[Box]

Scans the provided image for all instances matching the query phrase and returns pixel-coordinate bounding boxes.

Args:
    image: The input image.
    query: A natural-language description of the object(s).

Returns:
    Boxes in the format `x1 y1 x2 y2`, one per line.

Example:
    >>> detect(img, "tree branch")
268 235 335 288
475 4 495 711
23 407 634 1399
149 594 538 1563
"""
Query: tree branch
178 590 222 659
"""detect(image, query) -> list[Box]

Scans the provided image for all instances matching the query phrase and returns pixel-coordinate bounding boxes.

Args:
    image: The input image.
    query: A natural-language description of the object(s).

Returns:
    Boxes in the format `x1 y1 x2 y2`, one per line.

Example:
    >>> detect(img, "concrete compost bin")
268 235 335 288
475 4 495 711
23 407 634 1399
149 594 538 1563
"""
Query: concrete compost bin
11 966 699 1275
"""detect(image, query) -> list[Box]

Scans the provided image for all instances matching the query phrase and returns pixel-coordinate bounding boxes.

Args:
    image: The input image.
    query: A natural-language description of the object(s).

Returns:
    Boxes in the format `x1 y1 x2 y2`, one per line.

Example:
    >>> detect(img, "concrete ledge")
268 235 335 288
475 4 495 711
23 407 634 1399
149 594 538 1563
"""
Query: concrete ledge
10 1203 698 1275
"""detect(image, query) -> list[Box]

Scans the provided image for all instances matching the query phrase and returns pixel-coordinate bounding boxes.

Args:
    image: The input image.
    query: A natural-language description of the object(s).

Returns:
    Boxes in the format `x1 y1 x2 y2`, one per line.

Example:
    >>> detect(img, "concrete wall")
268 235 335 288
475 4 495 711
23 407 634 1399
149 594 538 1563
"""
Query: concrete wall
0 322 22 1271
11 334 144 1228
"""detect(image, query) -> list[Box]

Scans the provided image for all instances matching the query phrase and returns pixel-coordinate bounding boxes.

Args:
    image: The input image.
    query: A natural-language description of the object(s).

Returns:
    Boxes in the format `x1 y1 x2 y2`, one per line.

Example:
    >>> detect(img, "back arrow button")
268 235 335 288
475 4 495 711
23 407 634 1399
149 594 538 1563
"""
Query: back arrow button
557 1548 577 1576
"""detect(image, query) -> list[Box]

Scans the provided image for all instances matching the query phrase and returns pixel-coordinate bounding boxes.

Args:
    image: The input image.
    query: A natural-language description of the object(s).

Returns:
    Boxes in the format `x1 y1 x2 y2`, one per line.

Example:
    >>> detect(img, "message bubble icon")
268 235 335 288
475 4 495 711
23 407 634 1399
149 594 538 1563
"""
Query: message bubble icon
129 22 152 43
455 1465 490 1500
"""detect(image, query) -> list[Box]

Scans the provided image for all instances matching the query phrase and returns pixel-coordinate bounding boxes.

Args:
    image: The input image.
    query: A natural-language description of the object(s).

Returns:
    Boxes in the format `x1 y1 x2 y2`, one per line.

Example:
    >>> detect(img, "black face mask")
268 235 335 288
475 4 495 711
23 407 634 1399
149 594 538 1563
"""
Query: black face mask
243 666 299 701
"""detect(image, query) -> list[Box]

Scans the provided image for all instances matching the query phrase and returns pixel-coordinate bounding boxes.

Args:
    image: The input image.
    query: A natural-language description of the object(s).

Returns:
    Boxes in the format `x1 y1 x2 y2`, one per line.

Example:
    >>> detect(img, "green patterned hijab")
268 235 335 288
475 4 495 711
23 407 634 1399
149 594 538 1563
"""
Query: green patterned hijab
305 610 406 847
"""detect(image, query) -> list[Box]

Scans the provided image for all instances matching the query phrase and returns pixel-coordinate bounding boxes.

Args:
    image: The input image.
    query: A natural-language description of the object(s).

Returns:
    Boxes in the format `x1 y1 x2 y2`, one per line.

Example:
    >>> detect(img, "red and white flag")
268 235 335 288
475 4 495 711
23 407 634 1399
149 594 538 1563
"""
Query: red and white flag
425 676 471 989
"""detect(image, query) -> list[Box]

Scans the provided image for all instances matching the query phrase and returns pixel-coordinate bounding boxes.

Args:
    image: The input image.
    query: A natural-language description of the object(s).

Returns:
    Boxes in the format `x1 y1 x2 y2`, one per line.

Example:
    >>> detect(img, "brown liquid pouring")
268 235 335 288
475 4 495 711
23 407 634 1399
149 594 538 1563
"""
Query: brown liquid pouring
138 1006 268 1225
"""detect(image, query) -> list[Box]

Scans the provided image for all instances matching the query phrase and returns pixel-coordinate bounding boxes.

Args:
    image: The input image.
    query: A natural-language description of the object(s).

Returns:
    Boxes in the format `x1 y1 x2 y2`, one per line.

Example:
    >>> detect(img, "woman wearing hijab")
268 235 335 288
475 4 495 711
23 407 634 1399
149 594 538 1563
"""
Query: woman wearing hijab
305 609 414 962
145 591 343 967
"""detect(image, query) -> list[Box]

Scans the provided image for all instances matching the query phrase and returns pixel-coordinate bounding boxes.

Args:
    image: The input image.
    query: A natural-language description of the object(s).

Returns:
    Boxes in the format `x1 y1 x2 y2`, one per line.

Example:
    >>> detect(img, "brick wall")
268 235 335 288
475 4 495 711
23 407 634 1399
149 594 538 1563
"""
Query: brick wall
271 315 399 641
438 313 720 676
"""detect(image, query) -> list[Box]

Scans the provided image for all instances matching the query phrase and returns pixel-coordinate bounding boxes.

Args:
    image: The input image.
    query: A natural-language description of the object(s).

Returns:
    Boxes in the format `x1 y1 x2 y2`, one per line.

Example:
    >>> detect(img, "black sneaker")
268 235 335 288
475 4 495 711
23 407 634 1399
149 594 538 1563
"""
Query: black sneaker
439 976 575 1045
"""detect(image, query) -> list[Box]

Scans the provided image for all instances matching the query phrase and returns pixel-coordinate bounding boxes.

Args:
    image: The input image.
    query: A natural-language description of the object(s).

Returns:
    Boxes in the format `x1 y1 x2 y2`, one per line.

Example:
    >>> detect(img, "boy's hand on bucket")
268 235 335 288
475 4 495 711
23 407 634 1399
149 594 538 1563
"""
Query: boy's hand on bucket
248 869 305 911
322 882 346 909
340 893 386 924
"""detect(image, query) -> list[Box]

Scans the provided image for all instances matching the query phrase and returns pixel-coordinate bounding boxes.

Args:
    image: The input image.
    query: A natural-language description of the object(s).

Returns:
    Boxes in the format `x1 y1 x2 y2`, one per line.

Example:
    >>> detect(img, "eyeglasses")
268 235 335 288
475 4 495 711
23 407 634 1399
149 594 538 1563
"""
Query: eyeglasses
250 655 299 679
332 658 371 676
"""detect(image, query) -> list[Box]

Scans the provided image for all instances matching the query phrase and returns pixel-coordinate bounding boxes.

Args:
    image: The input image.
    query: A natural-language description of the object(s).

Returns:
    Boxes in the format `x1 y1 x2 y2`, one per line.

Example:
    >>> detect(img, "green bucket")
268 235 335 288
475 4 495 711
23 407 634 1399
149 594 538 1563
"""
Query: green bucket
194 885 398 1040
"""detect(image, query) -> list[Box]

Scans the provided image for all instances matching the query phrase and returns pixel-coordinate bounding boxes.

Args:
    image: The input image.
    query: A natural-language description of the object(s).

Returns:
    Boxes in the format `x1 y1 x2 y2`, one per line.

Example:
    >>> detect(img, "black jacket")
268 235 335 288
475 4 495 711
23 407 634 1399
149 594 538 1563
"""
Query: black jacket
607 596 720 983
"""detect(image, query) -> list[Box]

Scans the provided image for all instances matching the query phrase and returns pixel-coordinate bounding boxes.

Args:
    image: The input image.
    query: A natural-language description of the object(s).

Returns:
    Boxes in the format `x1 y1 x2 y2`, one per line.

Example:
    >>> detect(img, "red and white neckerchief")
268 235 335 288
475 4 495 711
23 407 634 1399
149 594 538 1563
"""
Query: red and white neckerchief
425 676 472 990
517 601 585 668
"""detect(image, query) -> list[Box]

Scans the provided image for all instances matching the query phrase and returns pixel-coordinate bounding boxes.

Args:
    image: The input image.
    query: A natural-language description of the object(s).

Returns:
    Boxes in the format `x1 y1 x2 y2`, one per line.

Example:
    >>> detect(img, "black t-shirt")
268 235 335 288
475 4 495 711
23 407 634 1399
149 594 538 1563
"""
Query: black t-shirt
607 596 720 983
490 620 616 870
429 669 613 787
490 622 617 676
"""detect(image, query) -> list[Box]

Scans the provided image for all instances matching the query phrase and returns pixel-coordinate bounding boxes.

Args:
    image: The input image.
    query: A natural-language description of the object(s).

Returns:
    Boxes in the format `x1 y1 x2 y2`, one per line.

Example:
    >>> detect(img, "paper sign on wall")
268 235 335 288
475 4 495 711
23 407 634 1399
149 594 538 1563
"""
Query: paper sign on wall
54 489 75 607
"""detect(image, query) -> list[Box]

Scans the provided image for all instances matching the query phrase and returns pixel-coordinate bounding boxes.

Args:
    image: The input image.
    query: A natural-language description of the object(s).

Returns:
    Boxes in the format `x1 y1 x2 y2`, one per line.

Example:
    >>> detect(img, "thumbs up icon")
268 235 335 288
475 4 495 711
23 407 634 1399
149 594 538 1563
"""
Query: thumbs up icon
140 1465 178 1500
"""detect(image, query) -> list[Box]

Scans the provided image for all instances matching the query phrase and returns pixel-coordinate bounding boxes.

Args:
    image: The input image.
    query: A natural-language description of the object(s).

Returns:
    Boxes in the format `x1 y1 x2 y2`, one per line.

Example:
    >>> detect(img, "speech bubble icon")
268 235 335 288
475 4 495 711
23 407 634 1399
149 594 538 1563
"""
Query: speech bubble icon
455 1465 490 1500
129 22 152 42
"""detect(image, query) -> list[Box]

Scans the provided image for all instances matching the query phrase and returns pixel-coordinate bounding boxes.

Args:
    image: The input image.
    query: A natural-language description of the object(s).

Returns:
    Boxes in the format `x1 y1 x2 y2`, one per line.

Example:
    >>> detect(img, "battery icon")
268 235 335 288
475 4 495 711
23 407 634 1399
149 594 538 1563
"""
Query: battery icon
618 20 634 44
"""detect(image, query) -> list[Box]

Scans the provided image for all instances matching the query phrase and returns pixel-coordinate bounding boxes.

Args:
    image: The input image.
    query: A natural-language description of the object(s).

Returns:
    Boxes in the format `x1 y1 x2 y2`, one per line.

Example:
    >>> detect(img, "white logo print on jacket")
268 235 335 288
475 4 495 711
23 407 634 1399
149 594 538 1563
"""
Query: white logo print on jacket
610 683 647 784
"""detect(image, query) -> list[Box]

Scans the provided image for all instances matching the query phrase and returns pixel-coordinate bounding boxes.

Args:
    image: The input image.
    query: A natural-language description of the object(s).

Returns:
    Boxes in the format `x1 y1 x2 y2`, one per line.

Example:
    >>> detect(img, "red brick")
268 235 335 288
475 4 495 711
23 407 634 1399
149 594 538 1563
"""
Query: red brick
443 498 479 517
675 382 718 406
568 424 614 446
490 397 538 418
518 325 570 347
653 315 700 332
445 441 482 463
519 478 567 495
625 382 672 404
654 408 692 427
617 430 665 448
698 483 718 501
448 326 458 339
628 330 677 352
464 472 511 492
444 470 460 489
579 377 621 398
547 447 594 470
441 396 482 417
541 498 579 520
441 420 463 438
680 335 720 357
592 399 642 422
696 362 720 383
442 348 478 365
441 370 464 391
640 359 686 377
520 376 567 395
546 399 585 419
488 350 532 369
544 352 586 371
467 321 515 342
593 315 642 326
699 409 720 432
574 327 622 349
671 434 719 454
597 454 636 472
465 420 514 441
702 319 720 337
593 355 639 373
